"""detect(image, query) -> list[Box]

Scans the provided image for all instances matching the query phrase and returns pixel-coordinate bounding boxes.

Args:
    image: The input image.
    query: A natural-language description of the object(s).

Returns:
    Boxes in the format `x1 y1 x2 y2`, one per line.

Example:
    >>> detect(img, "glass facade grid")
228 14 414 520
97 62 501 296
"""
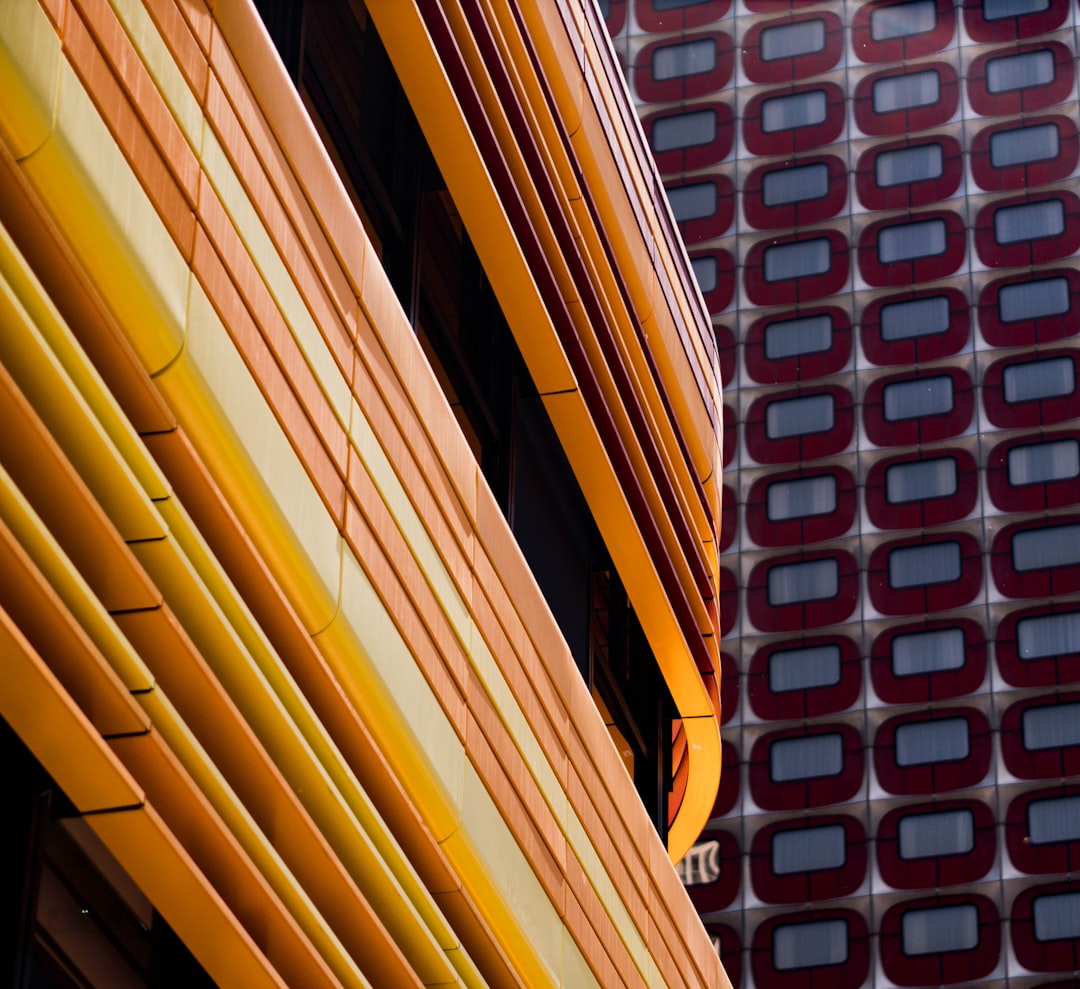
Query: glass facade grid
611 2 1080 985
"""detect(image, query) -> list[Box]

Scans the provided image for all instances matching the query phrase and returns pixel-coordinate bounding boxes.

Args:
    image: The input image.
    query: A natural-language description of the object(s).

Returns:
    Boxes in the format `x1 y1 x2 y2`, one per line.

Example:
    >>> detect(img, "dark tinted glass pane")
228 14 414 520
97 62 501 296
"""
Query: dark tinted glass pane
773 824 847 873
999 276 1070 322
876 143 944 186
883 375 953 421
880 295 951 341
1003 356 1074 403
762 91 828 132
769 643 842 691
987 49 1055 93
879 219 947 263
653 38 717 80
895 718 969 765
1018 610 1080 659
902 905 978 954
873 70 940 113
1022 702 1080 749
871 1 937 40
763 162 830 207
995 200 1065 244
898 808 975 859
768 558 839 605
652 109 717 152
886 457 958 503
990 122 1060 168
1028 795 1080 844
770 733 844 781
763 314 833 358
767 475 838 521
761 20 827 60
1008 439 1080 486
891 626 965 676
773 919 848 970
766 393 835 438
889 541 962 588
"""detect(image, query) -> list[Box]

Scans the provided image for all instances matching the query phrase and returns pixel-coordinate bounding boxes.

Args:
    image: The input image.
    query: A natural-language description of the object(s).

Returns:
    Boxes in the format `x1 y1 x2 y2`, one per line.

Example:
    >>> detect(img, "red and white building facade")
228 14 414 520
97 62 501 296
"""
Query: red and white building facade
604 2 1080 987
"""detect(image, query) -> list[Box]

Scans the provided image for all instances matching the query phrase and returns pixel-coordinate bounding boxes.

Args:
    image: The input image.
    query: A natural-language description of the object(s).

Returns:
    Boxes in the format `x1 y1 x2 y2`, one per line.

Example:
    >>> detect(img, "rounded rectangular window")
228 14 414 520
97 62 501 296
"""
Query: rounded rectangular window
986 49 1054 93
871 0 937 39
889 540 962 588
652 37 717 81
770 733 844 781
883 375 953 421
880 295 951 341
886 456 958 503
875 143 944 187
761 90 828 132
899 808 975 859
762 162 830 207
766 393 835 438
901 904 978 954
773 918 848 970
1028 794 1080 844
761 19 827 61
1033 891 1080 942
764 238 831 281
768 558 839 605
1012 523 1080 571
1018 610 1080 659
768 643 842 692
892 626 965 676
1008 438 1080 486
984 0 1050 18
651 109 717 153
990 121 1060 168
878 218 947 263
767 475 838 521
1022 701 1080 749
763 313 833 358
1003 355 1075 403
872 69 940 113
773 824 847 874
994 199 1065 244
667 182 717 223
895 717 970 766
999 276 1070 322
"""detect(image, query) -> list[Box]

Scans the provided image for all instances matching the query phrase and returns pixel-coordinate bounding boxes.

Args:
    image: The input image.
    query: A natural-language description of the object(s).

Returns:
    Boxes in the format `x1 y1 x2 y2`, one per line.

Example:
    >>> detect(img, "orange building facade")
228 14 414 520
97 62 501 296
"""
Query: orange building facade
0 0 727 986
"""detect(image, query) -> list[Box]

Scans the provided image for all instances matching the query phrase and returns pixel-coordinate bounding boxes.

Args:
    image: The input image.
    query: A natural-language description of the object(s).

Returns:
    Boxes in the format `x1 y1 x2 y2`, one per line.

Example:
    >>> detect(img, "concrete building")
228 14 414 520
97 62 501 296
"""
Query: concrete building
0 0 728 985
604 1 1080 987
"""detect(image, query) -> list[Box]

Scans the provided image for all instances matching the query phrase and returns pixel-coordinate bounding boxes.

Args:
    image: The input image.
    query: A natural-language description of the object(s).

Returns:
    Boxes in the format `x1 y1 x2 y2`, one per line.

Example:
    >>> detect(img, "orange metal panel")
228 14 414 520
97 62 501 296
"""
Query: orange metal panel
563 886 625 989
189 222 348 526
203 69 356 377
563 859 635 989
63 0 199 254
141 0 210 102
37 0 66 32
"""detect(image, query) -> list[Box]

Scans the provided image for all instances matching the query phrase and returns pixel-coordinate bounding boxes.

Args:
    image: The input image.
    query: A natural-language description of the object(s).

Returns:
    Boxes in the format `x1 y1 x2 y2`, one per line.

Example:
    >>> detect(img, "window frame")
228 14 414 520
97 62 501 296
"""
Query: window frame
970 114 1078 192
643 102 734 176
1001 692 1080 780
852 0 955 63
751 909 869 989
744 231 849 307
986 429 1080 513
1011 880 1080 973
860 287 969 366
741 11 844 84
750 724 865 812
963 0 1069 42
1006 786 1080 875
877 800 996 890
868 532 983 616
978 268 1080 348
874 707 992 795
744 155 847 230
967 42 1074 117
748 549 859 633
634 0 731 33
746 466 857 548
751 816 866 905
853 62 959 136
856 135 963 211
975 191 1080 268
664 174 735 245
996 601 1080 689
742 82 847 156
635 31 734 103
982 349 1080 430
865 448 978 530
744 306 852 384
748 634 861 720
863 367 974 447
992 515 1080 599
858 210 966 287
871 617 986 704
745 385 854 466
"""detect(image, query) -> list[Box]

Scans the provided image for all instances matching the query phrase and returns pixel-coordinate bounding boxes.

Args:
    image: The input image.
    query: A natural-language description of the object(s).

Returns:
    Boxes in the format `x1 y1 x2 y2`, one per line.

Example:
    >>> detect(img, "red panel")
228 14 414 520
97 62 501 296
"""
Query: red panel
644 102 734 175
983 350 1080 430
690 250 736 318
970 115 1079 192
967 42 1074 118
635 31 734 103
862 367 973 447
867 532 983 616
750 815 867 905
722 402 735 467
963 0 1070 42
855 135 963 211
748 634 861 721
635 0 730 33
870 618 987 704
741 83 846 157
749 723 865 812
865 448 979 530
987 429 1080 514
713 739 739 818
741 11 844 84
602 0 626 34
719 650 738 725
857 210 966 287
879 894 1000 987
719 564 738 636
852 63 959 137
745 386 855 466
665 174 735 245
744 306 851 384
977 268 1080 348
715 324 735 392
747 549 859 633
1011 881 1080 973
1006 785 1080 875
751 909 870 989
974 191 1080 268
744 155 847 230
996 601 1080 689
860 288 969 367
746 466 856 548
1001 692 1080 780
718 483 736 554
877 800 996 890
744 230 850 307
874 708 992 796
851 0 955 63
